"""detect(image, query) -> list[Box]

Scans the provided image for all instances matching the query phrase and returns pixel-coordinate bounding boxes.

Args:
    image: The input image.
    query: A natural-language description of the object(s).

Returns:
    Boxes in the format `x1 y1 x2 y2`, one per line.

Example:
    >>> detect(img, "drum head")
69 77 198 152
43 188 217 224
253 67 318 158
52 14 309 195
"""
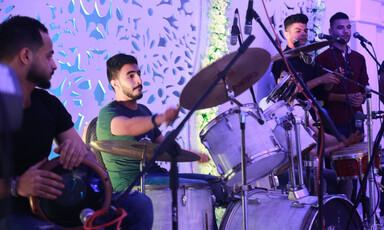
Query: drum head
30 157 112 229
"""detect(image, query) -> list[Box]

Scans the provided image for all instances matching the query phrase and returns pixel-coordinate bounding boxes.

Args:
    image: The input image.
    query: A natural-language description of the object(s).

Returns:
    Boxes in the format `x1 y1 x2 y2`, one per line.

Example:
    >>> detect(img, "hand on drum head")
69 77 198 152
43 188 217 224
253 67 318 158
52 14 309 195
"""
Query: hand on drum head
54 128 92 170
343 131 365 147
17 158 65 199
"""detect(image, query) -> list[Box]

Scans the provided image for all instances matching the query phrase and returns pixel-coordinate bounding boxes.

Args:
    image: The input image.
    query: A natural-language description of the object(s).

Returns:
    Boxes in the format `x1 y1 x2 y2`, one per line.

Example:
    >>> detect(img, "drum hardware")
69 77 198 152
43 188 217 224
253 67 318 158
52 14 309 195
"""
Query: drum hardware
282 115 309 200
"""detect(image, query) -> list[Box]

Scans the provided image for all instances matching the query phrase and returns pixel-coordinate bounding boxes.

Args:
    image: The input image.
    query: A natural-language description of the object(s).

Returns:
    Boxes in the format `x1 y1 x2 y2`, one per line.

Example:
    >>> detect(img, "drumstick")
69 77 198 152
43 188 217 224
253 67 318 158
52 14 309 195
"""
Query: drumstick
166 104 181 127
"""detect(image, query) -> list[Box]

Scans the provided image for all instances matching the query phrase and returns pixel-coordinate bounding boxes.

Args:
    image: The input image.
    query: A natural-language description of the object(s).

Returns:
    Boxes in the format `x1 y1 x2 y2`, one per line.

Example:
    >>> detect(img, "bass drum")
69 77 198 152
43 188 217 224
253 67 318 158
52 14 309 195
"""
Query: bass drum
30 157 112 230
220 190 362 230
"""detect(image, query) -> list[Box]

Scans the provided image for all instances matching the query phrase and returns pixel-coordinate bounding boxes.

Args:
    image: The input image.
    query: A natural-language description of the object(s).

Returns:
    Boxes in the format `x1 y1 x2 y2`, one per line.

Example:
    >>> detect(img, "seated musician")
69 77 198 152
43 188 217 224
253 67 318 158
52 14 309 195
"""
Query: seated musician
96 53 228 229
0 16 153 229
271 13 340 105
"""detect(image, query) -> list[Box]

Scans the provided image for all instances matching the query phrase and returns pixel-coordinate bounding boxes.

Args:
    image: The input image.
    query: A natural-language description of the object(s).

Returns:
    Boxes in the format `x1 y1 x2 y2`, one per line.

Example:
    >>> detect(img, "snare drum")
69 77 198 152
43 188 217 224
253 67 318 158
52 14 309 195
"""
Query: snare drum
331 143 381 180
200 103 285 187
30 157 112 229
220 189 362 229
138 183 214 230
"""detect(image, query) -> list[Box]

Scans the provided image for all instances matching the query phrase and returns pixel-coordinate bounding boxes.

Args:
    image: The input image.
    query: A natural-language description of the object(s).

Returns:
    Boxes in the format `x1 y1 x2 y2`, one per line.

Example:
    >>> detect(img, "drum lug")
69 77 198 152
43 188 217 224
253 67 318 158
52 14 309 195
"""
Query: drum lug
182 186 187 206
291 201 305 208
225 117 233 130
211 194 216 206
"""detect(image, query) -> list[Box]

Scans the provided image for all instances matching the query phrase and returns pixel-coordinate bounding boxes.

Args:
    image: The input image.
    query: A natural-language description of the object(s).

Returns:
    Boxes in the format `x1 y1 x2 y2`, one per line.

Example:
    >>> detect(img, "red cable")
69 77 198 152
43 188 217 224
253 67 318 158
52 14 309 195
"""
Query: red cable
84 207 128 230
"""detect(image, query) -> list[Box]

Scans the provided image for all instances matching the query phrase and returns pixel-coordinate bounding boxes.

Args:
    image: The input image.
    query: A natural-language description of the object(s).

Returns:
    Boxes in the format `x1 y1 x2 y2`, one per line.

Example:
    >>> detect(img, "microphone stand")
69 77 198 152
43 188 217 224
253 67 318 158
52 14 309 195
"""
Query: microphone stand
235 22 257 104
247 9 343 230
358 41 384 74
113 35 256 230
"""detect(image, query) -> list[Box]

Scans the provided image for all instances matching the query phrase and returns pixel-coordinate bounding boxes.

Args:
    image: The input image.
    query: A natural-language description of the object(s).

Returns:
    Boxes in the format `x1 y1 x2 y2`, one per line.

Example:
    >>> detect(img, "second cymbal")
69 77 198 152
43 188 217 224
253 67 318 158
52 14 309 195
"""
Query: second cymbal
271 41 331 62
90 140 201 162
180 48 271 110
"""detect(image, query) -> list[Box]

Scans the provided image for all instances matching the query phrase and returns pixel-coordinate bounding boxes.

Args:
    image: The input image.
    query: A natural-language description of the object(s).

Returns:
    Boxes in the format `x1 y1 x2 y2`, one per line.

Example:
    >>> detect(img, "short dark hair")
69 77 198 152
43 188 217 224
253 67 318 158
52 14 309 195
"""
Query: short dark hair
284 13 308 31
330 12 349 28
0 15 48 62
106 53 138 83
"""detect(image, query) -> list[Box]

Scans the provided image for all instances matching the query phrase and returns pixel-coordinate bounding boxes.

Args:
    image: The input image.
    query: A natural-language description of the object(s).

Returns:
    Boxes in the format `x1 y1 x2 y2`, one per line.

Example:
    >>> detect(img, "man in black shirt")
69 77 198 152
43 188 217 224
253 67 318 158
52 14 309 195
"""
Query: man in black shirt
0 16 153 230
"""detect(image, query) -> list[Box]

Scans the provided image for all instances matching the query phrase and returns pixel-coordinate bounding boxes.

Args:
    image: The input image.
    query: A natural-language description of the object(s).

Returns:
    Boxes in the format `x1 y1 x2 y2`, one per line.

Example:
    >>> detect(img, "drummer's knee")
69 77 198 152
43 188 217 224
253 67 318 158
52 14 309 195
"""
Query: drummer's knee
115 191 154 229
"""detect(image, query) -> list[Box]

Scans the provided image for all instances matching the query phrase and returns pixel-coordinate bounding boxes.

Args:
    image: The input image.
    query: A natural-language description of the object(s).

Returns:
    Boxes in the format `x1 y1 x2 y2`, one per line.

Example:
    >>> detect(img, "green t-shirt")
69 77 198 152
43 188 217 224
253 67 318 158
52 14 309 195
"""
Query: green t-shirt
96 101 162 191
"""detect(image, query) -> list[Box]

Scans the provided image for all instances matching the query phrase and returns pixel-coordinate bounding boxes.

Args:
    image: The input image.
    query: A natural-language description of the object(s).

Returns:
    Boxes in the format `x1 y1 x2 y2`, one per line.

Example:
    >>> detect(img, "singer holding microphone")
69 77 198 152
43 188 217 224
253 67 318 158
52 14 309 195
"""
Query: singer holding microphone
315 12 369 139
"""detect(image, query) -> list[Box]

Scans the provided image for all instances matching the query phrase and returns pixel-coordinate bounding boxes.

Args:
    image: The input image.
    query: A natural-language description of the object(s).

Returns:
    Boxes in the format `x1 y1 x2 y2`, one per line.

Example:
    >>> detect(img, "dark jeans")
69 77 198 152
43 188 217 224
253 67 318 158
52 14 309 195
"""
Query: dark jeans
0 191 153 230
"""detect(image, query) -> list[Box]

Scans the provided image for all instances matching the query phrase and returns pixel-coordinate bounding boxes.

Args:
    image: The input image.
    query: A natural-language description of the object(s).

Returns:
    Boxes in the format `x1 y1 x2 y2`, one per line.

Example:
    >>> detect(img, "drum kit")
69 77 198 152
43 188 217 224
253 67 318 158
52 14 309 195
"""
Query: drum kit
29 40 382 229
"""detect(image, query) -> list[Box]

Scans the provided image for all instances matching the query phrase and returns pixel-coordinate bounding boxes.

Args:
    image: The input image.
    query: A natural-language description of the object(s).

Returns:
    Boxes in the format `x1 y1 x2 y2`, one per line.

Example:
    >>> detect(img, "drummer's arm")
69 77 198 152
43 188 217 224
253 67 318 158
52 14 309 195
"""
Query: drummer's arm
308 120 344 156
306 73 340 91
111 106 180 137
54 127 95 170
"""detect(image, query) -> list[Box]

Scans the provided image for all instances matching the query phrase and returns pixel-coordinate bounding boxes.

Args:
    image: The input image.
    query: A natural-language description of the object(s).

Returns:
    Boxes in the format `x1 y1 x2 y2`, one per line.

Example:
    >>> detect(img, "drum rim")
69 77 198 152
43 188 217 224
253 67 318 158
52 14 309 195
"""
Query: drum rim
199 103 258 138
266 73 291 103
135 182 211 191
29 156 112 230
331 152 366 160
263 100 290 118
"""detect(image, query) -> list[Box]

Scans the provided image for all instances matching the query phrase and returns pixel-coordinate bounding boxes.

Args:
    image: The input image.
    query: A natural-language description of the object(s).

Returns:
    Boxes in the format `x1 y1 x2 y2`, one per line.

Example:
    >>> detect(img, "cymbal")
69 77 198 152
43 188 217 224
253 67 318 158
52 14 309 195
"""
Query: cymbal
271 41 331 62
180 48 271 110
90 140 201 162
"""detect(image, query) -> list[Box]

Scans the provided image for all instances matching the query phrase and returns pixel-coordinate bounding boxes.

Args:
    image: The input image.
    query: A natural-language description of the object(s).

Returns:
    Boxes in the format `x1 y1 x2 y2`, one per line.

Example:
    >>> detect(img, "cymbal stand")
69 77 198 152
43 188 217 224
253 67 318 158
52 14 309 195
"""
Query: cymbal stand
113 35 256 230
226 90 250 230
140 147 147 194
282 113 309 200
366 91 377 227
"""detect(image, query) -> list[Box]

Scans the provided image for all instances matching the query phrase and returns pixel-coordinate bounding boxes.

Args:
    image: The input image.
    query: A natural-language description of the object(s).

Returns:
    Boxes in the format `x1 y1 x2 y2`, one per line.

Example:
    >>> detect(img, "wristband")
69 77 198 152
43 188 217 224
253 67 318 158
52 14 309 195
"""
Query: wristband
10 177 18 197
151 114 158 128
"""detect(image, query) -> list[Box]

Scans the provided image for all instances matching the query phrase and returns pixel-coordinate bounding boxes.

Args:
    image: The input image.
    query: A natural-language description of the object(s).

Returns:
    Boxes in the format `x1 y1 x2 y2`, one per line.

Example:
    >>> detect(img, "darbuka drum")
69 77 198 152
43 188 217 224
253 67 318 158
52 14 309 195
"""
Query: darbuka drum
262 100 316 156
30 157 112 229
200 103 285 187
331 143 381 180
137 183 214 230
220 190 362 230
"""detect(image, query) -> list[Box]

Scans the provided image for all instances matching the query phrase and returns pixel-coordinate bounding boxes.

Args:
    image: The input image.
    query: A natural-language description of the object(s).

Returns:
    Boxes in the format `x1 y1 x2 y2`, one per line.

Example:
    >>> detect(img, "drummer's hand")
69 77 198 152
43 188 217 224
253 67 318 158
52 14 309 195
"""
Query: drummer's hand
342 131 365 147
54 138 89 170
18 158 64 199
195 152 210 163
161 105 180 126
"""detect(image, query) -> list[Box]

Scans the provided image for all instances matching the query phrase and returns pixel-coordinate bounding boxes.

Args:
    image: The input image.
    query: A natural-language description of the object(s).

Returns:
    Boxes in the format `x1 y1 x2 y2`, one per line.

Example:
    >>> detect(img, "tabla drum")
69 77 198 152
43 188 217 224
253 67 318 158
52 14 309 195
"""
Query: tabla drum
331 143 381 180
30 157 112 230
136 183 214 230
200 103 285 187
262 100 316 156
219 189 363 230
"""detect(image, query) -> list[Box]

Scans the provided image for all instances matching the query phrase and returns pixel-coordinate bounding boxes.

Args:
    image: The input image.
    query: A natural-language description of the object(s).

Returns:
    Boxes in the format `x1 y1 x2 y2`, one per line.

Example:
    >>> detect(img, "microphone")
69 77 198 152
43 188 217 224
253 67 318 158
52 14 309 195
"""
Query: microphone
244 0 253 35
230 9 240 46
353 32 372 45
80 208 96 224
318 33 345 43
355 111 366 128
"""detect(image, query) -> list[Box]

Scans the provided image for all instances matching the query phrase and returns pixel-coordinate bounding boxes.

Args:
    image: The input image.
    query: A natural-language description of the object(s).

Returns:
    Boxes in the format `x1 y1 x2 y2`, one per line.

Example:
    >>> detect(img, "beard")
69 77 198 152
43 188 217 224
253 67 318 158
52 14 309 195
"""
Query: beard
26 61 52 89
122 84 143 100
